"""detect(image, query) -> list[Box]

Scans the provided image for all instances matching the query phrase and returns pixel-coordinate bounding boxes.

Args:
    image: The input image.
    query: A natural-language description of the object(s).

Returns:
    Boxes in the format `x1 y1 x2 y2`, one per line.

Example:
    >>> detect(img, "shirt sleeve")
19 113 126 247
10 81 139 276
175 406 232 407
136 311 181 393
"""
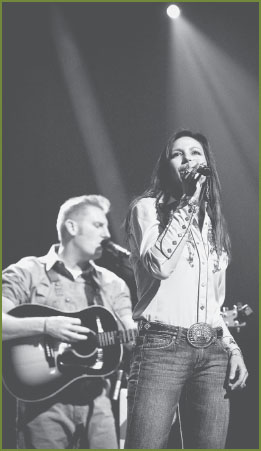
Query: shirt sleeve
98 267 136 330
215 314 241 353
130 197 199 280
2 262 33 308
110 278 136 330
214 262 241 353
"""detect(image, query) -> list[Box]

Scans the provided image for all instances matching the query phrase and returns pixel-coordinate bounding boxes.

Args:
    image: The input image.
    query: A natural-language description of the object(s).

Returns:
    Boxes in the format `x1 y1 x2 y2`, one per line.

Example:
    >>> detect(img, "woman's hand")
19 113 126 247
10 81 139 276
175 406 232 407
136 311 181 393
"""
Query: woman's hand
227 351 249 390
180 163 206 198
44 316 90 342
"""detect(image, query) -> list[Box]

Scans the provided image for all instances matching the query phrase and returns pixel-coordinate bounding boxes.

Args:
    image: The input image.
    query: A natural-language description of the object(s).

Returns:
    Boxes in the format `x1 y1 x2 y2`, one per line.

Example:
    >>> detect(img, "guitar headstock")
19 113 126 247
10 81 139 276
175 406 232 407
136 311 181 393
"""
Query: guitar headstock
221 303 253 332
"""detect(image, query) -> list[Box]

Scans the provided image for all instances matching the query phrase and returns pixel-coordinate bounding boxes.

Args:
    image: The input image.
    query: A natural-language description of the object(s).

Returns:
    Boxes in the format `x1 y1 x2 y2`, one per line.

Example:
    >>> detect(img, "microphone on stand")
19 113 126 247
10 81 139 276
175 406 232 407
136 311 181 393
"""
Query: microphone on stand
102 239 131 258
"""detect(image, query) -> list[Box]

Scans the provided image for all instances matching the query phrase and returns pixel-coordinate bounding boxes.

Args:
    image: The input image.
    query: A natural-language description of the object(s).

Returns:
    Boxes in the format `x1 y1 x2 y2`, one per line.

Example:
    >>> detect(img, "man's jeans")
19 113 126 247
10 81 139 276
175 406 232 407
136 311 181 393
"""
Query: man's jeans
125 327 230 449
17 387 118 449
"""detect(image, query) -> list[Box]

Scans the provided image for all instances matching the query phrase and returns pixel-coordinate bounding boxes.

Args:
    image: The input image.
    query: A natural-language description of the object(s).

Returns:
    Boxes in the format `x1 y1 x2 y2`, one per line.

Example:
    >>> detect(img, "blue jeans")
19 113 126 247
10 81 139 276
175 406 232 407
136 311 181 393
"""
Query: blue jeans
125 326 230 449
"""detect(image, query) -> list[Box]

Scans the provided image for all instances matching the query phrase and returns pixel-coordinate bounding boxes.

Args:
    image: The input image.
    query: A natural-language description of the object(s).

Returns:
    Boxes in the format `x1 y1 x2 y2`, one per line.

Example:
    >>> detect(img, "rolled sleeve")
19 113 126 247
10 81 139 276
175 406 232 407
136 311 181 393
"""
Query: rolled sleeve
2 264 32 307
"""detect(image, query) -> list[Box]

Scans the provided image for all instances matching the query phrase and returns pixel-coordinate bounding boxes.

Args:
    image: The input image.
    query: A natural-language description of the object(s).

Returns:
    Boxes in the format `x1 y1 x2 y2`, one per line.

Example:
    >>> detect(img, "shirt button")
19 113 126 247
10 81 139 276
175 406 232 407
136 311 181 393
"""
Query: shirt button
202 261 205 265
182 225 186 229
185 217 189 221
200 305 205 310
201 282 206 287
65 298 71 303
172 241 177 245
167 248 172 253
178 233 183 237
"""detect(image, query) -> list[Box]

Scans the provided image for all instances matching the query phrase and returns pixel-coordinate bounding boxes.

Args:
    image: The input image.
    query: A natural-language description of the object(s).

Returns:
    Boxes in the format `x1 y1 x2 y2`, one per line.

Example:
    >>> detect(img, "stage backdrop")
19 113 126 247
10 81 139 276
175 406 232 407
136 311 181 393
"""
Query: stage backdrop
3 3 259 449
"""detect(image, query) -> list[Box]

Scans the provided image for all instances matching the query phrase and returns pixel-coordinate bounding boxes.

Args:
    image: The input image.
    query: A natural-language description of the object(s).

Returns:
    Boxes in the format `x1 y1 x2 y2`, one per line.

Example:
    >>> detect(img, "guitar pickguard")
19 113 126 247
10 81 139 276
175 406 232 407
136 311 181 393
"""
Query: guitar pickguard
90 315 104 370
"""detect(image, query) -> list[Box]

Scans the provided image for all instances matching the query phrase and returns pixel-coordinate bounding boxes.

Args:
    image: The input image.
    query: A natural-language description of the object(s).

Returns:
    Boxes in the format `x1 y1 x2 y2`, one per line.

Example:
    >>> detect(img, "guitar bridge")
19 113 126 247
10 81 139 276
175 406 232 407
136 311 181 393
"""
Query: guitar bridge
44 337 55 368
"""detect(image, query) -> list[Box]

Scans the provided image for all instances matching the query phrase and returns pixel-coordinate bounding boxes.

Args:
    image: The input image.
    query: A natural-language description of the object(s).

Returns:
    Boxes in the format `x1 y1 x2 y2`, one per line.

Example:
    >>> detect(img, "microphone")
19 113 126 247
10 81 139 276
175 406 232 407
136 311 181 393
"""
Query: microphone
197 166 211 176
180 165 211 178
102 239 131 258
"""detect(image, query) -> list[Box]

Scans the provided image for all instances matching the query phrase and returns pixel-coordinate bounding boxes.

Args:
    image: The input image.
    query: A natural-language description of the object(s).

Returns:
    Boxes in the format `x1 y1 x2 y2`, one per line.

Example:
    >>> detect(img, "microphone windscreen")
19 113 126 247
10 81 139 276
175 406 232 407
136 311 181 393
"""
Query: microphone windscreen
197 166 211 176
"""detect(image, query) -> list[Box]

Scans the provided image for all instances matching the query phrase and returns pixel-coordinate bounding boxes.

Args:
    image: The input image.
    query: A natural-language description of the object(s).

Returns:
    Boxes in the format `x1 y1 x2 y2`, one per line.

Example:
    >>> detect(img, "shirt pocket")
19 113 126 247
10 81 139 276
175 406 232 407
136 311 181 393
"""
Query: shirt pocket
31 284 53 306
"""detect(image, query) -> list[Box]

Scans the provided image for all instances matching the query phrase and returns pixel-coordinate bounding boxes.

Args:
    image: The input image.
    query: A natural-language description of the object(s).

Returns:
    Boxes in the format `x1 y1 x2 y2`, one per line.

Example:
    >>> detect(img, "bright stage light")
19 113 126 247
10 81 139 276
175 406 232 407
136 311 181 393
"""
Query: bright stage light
167 5 181 20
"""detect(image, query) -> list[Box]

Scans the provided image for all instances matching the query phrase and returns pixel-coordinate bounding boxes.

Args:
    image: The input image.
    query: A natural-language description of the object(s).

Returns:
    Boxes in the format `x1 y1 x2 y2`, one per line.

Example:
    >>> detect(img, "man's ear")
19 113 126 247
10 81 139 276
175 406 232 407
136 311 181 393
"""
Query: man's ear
64 219 78 237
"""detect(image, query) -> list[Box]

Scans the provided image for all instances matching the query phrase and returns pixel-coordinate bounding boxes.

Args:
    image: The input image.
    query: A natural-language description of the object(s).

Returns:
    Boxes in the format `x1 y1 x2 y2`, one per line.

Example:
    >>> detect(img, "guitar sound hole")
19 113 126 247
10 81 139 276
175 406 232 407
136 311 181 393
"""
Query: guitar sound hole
73 332 98 357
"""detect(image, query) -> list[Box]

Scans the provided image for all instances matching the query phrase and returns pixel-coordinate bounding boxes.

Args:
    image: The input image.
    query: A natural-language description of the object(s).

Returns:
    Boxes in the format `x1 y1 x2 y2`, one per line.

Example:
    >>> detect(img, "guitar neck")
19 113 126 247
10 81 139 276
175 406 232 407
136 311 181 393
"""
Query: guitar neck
98 329 137 347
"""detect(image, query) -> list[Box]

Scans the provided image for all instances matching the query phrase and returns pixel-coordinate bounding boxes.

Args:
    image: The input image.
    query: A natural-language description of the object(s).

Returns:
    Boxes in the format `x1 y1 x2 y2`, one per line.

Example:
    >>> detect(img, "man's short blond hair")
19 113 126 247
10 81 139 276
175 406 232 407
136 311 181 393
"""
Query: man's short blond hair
56 194 110 242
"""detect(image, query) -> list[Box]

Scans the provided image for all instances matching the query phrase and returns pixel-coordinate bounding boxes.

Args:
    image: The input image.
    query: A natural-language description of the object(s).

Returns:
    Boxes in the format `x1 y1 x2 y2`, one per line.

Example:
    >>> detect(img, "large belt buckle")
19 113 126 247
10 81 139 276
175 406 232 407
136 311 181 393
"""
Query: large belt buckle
187 322 215 348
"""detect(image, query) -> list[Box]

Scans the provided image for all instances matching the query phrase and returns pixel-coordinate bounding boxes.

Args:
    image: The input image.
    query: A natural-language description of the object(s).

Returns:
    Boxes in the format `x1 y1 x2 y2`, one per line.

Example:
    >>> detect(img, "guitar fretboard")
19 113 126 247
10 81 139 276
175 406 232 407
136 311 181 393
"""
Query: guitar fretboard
98 329 137 347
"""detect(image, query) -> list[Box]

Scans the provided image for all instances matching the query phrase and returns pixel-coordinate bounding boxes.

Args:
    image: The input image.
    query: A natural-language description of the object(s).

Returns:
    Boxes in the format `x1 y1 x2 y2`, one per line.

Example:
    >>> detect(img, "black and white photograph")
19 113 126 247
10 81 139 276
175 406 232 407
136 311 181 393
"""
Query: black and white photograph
2 2 259 449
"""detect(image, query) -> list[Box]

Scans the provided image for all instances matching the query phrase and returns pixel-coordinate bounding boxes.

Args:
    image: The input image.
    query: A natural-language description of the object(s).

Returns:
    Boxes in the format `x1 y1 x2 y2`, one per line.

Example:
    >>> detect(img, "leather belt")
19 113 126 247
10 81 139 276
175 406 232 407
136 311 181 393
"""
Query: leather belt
138 320 179 335
138 320 223 348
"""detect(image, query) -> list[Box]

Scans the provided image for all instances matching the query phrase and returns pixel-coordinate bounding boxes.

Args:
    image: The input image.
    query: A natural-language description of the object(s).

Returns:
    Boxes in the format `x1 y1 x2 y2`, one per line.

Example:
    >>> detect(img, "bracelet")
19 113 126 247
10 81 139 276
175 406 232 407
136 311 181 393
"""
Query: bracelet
230 348 243 358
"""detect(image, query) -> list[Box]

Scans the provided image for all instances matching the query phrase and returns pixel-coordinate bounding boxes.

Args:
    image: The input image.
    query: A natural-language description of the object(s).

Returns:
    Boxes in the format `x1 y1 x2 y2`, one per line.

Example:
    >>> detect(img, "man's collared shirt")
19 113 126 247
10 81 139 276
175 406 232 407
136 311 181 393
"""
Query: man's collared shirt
2 244 135 330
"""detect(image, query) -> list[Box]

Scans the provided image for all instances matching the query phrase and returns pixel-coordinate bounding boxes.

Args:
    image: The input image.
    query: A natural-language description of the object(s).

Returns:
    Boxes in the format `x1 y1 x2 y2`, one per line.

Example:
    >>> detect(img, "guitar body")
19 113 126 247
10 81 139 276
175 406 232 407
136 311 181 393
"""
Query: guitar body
3 304 123 402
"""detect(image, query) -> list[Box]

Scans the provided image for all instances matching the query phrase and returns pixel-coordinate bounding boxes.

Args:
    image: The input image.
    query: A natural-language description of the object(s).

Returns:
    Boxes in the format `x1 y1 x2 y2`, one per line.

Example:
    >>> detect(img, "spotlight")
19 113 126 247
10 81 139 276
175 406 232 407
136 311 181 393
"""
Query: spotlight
167 5 181 19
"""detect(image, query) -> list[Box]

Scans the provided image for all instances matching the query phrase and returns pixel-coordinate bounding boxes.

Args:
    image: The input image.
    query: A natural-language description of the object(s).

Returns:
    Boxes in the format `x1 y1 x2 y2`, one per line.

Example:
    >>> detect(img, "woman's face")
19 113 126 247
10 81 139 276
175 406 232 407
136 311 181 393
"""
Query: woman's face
168 136 207 185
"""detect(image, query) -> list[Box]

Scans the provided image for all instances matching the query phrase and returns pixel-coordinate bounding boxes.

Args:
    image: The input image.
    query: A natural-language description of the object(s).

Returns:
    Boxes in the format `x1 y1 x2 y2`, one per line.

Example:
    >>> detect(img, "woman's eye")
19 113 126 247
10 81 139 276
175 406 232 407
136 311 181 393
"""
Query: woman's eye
171 151 182 158
191 150 202 156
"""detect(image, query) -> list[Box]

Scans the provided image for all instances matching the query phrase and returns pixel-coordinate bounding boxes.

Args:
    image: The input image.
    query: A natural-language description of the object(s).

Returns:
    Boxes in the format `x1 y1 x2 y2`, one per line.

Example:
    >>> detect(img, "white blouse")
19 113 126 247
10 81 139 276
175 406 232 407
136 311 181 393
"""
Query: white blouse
128 196 239 352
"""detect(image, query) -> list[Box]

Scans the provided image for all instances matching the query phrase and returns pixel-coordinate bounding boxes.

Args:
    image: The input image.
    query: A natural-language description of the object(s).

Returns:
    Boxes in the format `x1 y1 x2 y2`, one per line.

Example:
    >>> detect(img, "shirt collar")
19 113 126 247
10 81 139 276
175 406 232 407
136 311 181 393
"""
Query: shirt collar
40 244 102 281
40 244 61 271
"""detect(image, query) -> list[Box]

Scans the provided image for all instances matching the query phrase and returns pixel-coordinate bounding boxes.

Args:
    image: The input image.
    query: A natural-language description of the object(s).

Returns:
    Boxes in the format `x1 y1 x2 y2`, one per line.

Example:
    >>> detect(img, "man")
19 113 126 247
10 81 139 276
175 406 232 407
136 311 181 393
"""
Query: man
3 194 135 449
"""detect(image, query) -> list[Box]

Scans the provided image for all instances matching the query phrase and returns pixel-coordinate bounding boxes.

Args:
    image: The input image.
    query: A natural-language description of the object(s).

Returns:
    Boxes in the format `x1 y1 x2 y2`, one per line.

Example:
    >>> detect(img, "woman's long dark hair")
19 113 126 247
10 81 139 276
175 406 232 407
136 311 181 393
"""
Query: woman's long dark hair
125 129 231 260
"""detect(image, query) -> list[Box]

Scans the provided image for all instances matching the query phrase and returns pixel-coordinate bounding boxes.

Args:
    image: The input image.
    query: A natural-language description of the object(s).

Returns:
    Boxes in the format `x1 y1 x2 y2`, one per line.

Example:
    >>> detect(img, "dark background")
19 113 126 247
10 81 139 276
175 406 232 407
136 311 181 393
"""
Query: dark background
3 3 259 448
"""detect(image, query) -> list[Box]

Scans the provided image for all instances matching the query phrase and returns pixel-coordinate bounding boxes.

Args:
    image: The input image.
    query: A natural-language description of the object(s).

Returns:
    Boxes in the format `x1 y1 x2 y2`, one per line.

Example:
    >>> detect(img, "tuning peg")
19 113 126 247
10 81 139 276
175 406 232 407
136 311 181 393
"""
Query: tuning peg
222 307 228 316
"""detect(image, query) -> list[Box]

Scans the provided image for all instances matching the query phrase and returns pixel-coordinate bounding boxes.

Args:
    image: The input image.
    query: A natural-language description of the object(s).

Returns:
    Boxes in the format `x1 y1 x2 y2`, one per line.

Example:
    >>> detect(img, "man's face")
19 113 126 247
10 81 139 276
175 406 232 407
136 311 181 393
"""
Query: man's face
74 205 110 260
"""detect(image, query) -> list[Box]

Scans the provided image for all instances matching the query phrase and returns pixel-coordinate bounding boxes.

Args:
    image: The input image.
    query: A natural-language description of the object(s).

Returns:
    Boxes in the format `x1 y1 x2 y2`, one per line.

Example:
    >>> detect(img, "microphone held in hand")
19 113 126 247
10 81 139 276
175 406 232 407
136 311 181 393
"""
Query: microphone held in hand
102 239 131 258
196 166 211 176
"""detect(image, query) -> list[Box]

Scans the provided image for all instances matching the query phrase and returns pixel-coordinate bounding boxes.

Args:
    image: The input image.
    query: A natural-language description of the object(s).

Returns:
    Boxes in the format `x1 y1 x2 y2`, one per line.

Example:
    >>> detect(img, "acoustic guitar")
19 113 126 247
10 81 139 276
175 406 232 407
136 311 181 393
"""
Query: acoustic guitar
3 304 137 402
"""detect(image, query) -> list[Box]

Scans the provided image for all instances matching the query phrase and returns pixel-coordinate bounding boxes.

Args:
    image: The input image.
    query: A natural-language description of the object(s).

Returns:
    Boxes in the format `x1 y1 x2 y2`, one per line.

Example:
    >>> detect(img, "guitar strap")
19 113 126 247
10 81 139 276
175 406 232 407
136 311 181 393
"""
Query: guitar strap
46 265 104 307
82 269 104 307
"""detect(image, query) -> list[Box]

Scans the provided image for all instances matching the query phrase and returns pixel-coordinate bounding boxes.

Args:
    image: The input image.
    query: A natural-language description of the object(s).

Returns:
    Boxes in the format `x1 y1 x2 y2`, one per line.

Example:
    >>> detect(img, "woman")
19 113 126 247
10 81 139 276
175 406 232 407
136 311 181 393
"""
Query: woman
124 130 248 449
